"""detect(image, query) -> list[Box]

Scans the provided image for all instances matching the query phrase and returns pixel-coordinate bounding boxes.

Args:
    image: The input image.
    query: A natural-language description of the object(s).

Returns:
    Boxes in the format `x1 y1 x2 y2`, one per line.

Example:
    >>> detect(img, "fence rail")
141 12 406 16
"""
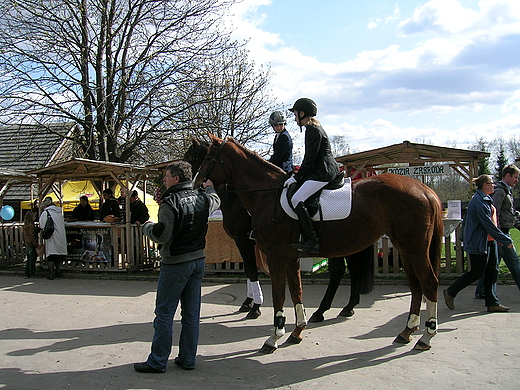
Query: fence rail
1 220 467 277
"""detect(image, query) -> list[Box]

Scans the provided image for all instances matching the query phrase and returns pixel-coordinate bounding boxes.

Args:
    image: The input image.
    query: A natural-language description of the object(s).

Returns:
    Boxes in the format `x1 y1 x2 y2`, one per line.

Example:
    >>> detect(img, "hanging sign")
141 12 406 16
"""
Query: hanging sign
387 164 450 176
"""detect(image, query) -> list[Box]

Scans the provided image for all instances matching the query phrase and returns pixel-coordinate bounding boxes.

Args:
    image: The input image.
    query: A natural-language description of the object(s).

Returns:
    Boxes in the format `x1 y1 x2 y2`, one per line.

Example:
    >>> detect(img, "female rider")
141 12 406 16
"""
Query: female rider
284 98 340 253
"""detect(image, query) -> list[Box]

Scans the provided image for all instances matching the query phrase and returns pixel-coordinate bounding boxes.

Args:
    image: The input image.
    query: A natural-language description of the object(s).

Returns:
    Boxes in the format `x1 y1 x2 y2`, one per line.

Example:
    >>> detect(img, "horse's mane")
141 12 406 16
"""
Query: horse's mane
225 137 286 176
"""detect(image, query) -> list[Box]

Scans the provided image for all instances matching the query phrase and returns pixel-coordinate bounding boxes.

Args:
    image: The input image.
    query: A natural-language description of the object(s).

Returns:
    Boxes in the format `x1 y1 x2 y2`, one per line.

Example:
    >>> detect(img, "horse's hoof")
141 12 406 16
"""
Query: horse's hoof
308 312 324 323
239 298 253 313
285 335 302 344
413 341 431 351
393 334 412 344
338 308 355 317
246 304 261 319
260 343 277 354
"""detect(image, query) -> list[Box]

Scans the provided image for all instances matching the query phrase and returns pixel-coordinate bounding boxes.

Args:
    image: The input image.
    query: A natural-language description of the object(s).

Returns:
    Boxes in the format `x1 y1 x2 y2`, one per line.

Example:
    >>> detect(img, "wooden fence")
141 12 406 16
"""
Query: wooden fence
1 220 467 277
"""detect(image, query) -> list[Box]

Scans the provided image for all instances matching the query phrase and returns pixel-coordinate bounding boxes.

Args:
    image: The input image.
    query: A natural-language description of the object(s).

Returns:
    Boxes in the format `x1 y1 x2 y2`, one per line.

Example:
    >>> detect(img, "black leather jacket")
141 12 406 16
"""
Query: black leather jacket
142 182 220 264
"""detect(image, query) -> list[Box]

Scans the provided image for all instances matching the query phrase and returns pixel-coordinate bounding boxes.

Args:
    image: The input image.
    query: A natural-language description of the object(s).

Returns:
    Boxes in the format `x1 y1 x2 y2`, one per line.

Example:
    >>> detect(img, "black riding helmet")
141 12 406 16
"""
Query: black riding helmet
289 98 317 118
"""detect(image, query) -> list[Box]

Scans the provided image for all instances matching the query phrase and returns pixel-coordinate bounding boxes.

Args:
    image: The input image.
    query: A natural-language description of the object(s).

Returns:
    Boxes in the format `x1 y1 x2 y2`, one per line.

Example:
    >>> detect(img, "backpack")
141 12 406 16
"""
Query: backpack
42 210 55 239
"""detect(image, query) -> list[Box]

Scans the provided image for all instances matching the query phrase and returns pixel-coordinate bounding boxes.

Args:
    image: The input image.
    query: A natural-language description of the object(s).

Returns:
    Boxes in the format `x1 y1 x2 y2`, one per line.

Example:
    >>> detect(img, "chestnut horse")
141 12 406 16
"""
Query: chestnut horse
194 134 443 353
184 138 375 322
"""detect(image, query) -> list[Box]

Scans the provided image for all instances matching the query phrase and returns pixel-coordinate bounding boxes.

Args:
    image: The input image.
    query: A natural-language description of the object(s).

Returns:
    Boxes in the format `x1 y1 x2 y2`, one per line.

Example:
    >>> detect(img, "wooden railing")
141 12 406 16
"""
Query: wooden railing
0 220 467 276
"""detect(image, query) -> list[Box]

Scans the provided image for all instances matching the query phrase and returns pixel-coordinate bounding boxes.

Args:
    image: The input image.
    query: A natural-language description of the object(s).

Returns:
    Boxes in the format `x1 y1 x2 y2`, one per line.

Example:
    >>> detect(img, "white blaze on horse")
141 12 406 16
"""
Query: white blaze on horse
194 134 443 353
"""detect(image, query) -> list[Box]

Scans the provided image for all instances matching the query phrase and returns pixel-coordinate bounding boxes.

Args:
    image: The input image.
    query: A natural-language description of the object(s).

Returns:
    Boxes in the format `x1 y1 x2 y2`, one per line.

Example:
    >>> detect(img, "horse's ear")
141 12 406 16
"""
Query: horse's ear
207 132 221 145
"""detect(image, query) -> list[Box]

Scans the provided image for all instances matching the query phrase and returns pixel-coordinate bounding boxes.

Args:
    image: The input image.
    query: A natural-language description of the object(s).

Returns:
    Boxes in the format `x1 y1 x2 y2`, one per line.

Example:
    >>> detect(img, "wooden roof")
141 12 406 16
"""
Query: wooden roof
27 158 158 180
336 140 490 182
26 158 161 202
336 140 489 167
0 169 36 182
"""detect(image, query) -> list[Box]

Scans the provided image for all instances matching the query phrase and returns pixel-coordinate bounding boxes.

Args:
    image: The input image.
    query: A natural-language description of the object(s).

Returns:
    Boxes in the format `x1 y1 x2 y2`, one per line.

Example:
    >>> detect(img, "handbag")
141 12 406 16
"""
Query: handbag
42 210 55 239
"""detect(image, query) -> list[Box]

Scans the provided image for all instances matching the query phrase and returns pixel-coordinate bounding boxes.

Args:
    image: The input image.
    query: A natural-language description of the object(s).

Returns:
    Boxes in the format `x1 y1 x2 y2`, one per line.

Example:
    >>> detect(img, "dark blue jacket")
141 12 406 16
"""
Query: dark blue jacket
463 189 512 255
269 130 293 173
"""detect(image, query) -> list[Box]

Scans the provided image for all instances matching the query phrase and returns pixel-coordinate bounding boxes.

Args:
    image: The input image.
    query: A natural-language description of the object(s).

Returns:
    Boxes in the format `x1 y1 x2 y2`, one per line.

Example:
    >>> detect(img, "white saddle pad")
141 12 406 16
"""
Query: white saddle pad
281 177 352 221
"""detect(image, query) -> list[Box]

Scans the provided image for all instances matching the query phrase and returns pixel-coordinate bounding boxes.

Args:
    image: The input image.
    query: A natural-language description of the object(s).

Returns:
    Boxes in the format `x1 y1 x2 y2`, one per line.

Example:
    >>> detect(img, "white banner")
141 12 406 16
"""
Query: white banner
388 164 450 176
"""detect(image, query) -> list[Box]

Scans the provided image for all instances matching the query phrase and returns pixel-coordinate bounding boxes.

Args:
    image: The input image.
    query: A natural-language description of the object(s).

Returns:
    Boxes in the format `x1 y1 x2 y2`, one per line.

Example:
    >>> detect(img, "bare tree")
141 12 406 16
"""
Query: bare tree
0 0 273 163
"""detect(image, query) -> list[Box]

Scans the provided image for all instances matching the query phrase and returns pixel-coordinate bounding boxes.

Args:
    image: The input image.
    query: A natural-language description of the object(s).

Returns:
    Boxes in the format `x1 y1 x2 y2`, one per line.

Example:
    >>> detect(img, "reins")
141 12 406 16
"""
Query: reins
197 138 284 193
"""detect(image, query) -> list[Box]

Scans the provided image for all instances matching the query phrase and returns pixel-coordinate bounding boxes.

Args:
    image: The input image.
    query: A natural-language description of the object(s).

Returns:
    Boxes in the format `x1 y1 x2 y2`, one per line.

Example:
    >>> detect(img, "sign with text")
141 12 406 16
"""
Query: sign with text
387 164 450 176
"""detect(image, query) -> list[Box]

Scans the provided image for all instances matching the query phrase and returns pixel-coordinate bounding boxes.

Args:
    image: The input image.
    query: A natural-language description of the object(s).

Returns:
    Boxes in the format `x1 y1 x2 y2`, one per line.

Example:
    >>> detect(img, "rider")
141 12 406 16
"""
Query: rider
268 110 293 173
284 98 341 253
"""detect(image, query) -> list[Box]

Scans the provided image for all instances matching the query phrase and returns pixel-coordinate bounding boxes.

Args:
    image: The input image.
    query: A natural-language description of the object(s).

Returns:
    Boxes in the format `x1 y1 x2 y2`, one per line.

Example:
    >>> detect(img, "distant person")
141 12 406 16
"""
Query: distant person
134 161 220 373
475 164 520 298
268 110 293 173
70 195 94 221
118 188 127 223
39 197 67 280
444 175 513 312
284 98 341 253
23 210 39 278
129 190 149 226
100 188 121 222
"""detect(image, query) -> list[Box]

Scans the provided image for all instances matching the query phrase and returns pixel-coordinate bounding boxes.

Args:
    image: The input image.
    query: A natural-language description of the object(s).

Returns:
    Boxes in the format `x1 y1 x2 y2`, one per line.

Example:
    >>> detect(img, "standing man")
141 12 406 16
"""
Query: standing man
129 190 149 226
475 164 520 297
134 161 220 373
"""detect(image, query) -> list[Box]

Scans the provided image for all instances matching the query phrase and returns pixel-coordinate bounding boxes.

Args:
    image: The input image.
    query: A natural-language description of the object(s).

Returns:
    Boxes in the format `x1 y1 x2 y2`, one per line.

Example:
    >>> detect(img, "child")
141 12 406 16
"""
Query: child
23 210 39 278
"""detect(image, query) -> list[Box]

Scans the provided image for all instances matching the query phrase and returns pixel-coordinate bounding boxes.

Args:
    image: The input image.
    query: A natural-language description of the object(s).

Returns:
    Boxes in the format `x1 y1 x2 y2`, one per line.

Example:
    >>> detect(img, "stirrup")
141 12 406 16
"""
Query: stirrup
290 240 319 253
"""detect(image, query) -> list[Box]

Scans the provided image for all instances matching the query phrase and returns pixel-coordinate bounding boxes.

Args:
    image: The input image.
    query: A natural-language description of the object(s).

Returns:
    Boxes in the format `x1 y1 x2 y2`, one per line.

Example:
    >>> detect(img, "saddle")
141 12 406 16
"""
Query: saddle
281 174 352 221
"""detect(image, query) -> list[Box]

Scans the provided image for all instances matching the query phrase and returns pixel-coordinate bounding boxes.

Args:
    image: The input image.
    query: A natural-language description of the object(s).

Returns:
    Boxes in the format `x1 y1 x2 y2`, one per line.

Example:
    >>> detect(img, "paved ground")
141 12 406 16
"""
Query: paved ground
1 274 520 390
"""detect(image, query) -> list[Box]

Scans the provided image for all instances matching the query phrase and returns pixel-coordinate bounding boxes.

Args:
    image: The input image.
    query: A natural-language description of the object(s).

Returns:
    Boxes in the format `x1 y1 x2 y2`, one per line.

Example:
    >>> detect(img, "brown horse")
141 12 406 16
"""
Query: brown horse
185 138 375 321
194 134 443 353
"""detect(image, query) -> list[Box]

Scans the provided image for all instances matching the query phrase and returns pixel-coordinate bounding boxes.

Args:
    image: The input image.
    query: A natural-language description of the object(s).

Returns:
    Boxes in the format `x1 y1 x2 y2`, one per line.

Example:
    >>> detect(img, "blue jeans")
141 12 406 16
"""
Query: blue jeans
448 241 500 307
25 246 36 277
146 258 204 371
475 231 520 296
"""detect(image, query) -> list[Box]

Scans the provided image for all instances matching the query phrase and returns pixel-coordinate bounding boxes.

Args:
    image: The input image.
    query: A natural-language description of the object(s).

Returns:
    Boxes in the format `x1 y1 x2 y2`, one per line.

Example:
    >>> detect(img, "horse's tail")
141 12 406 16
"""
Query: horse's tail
347 244 375 294
428 192 443 279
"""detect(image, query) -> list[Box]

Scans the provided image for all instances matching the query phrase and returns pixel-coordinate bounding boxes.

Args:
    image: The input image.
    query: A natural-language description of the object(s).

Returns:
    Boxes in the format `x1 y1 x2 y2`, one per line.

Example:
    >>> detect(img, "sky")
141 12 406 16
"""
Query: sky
225 0 520 156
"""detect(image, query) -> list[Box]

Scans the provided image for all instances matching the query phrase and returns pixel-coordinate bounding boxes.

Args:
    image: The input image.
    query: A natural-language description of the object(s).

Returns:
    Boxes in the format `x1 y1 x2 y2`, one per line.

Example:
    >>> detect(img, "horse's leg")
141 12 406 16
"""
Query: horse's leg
338 256 360 317
237 238 262 319
260 261 287 354
309 257 346 322
338 245 375 317
413 297 438 351
285 258 307 344
394 266 422 344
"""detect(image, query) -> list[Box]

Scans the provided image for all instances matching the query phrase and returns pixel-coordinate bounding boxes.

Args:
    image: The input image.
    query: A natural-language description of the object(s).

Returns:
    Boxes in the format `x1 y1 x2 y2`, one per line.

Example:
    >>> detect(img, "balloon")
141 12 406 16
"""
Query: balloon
0 205 15 221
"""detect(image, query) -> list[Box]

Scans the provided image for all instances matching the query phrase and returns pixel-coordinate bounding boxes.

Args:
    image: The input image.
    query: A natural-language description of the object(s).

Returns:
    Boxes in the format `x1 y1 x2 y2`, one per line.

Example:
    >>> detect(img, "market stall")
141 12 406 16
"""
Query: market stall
26 158 161 271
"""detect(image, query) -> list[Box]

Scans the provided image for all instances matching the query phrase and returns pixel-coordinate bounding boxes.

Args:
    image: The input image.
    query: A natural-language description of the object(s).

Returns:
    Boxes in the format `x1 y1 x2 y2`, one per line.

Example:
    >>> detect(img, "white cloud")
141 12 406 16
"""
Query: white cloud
226 0 520 151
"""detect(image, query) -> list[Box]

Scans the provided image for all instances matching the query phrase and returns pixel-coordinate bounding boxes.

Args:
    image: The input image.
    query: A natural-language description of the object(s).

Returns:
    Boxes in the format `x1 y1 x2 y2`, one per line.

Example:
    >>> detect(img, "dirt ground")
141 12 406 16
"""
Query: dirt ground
1 274 519 390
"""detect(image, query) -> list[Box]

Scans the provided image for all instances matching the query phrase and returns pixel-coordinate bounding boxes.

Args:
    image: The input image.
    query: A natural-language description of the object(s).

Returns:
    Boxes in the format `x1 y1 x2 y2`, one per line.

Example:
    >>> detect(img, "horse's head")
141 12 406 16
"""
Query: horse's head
192 133 232 188
183 137 210 173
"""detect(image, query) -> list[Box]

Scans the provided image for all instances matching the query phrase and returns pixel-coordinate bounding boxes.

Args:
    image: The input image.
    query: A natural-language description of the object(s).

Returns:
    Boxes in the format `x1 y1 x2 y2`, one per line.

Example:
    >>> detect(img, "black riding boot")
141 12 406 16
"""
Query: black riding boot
291 202 319 253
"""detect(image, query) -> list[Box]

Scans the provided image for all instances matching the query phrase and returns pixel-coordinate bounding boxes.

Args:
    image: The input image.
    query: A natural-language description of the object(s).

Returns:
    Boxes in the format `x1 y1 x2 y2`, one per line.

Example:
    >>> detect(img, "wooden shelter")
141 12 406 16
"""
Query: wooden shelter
26 158 162 271
336 140 490 191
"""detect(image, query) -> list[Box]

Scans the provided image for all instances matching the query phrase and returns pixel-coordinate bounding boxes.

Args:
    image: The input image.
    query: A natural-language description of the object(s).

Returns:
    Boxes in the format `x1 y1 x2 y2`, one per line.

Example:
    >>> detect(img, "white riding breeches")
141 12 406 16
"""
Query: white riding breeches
291 180 328 208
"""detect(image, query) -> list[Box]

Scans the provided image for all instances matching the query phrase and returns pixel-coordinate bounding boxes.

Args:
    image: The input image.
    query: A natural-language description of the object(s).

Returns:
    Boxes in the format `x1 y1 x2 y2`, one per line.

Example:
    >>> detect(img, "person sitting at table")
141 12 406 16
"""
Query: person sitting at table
100 188 121 222
69 195 94 221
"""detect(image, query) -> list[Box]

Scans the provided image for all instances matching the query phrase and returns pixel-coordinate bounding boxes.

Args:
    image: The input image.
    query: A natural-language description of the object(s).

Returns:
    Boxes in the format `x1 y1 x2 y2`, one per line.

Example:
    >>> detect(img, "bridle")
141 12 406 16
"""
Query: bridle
195 138 229 182
194 138 286 194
